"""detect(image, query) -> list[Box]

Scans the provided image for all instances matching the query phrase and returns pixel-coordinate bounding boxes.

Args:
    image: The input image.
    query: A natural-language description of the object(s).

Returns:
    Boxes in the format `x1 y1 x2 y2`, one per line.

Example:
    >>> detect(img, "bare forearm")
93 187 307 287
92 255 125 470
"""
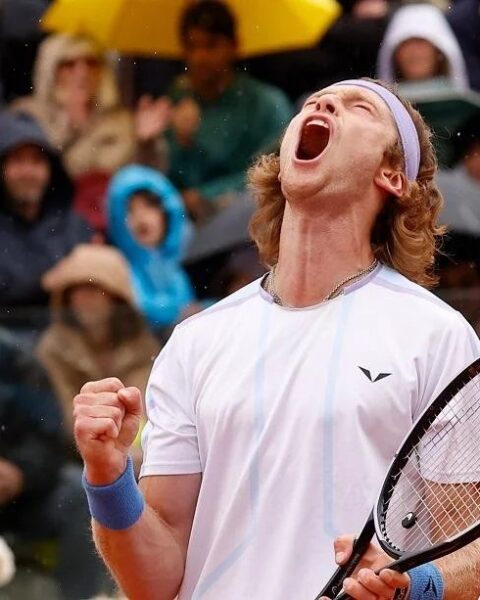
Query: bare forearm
435 540 480 600
92 503 185 600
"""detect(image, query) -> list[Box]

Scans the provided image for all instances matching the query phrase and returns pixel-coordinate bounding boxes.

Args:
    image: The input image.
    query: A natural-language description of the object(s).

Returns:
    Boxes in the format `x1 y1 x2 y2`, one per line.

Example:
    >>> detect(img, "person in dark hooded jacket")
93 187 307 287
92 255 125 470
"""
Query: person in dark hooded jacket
0 111 91 311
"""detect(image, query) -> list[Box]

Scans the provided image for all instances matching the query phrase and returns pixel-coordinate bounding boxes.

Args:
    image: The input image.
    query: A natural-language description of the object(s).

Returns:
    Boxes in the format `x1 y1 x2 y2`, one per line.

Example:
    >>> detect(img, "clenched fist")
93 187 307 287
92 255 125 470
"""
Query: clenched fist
73 378 143 486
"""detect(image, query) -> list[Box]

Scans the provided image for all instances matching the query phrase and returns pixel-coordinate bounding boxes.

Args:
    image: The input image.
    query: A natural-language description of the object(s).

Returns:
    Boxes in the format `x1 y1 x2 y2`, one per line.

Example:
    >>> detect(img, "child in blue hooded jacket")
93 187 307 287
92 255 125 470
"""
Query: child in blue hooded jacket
107 165 196 329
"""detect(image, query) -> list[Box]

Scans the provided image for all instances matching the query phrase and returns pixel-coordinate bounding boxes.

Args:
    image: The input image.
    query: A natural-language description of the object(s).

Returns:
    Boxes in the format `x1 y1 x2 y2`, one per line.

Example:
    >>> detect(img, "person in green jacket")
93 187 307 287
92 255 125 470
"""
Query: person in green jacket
135 0 292 223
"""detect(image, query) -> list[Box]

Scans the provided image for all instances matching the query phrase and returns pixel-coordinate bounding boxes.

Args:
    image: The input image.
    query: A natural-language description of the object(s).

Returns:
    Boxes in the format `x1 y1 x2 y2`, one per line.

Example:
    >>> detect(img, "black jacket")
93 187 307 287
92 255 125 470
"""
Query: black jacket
0 111 91 307
0 328 63 501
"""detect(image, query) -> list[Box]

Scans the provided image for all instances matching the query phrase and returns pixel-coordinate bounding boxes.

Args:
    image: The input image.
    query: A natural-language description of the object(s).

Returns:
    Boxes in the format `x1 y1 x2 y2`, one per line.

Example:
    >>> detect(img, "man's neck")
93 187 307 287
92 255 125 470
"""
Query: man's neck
273 203 377 307
6 197 41 223
84 323 112 351
193 70 235 102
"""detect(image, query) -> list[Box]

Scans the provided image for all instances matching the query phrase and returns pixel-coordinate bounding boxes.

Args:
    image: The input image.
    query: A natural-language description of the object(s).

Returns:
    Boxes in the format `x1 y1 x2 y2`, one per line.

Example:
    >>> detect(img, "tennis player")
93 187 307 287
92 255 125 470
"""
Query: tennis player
74 79 480 600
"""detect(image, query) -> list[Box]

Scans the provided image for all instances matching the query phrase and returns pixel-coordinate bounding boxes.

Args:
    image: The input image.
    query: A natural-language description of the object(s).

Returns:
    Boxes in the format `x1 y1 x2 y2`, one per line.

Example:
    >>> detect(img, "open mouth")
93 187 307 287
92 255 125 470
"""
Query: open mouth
296 118 331 161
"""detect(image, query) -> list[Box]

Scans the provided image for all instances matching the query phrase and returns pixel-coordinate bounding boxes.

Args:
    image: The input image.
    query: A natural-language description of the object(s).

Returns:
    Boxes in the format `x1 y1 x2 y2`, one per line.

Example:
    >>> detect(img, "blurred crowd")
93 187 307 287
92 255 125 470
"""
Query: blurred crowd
0 0 479 597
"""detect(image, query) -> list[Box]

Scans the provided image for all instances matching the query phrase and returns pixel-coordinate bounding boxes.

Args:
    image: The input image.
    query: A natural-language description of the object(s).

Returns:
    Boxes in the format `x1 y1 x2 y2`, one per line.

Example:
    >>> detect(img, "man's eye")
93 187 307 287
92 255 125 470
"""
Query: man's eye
355 104 372 112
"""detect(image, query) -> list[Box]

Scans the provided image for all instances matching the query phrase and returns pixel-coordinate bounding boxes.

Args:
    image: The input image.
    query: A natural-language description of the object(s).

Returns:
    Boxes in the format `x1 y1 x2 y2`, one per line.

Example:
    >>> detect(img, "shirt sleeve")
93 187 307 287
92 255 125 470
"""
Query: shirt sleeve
415 312 480 484
414 311 480 421
140 326 201 477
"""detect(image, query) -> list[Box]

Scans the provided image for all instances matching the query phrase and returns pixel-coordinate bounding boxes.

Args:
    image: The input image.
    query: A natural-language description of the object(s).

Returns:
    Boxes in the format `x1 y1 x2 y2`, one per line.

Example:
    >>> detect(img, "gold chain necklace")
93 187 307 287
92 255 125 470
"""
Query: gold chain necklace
266 259 378 307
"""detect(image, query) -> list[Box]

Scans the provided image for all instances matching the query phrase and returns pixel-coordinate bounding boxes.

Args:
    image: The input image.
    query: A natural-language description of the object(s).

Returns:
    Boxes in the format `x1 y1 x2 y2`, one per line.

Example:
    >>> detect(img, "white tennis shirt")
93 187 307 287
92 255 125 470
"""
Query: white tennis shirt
141 265 480 599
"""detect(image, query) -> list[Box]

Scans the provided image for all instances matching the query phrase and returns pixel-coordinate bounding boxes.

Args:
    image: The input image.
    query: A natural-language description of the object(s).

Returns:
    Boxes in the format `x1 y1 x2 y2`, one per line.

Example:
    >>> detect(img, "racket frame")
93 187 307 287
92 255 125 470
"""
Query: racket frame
315 358 480 599
374 358 480 570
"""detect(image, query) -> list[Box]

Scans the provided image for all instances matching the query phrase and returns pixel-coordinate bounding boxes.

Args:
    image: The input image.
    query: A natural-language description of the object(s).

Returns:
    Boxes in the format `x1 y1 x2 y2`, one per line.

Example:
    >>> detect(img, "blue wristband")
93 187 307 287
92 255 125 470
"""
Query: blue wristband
82 456 145 530
408 564 444 600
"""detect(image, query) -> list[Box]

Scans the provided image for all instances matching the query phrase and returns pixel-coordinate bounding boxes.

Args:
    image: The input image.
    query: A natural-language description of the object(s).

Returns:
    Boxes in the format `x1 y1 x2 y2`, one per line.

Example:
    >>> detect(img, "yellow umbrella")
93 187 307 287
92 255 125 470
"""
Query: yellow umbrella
41 0 341 58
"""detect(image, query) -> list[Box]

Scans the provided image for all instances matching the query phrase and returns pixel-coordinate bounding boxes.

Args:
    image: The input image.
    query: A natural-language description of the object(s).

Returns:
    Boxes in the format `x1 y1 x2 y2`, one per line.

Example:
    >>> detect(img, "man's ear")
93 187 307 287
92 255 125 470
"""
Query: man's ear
374 166 406 198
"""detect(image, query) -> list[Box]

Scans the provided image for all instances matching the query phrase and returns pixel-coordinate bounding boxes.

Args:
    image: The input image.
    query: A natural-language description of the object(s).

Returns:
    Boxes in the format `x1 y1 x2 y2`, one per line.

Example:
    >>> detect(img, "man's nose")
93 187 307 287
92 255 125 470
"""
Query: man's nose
314 94 339 115
73 60 89 76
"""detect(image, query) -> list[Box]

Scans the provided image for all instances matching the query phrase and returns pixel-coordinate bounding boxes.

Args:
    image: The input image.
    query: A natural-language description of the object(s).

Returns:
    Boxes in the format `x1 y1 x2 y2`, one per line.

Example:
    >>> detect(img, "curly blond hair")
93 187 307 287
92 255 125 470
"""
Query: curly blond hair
248 80 445 288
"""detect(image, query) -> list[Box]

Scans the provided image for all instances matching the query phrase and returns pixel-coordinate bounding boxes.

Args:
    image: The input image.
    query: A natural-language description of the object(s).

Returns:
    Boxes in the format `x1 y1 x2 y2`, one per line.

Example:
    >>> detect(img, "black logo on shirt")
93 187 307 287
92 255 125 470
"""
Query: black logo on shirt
358 367 392 382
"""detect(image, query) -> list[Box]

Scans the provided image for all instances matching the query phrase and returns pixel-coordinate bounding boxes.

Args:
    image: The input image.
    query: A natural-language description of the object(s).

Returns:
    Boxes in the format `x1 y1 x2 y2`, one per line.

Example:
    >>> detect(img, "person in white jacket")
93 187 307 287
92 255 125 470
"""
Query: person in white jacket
377 3 469 89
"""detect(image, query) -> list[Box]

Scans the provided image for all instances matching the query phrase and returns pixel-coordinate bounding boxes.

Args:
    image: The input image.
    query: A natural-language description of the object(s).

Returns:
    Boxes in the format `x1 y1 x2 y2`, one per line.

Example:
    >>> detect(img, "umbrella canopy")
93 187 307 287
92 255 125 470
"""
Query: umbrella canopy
41 0 341 58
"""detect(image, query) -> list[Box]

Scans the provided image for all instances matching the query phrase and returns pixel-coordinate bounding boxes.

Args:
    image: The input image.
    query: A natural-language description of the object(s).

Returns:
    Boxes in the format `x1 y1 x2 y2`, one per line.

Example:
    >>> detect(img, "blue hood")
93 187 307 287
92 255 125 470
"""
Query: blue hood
107 164 190 263
107 165 194 327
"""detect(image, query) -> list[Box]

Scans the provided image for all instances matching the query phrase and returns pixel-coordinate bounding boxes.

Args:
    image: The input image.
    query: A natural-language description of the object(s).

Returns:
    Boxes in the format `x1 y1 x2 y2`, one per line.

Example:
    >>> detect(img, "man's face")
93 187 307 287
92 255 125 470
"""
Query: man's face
127 193 167 249
279 85 398 204
182 27 236 89
394 39 442 82
68 284 114 331
3 144 51 221
55 54 102 100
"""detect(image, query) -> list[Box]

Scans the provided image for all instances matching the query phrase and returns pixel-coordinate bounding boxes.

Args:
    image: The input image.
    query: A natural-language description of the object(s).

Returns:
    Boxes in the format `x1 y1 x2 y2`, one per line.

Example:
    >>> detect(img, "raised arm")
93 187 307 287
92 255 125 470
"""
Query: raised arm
74 378 201 600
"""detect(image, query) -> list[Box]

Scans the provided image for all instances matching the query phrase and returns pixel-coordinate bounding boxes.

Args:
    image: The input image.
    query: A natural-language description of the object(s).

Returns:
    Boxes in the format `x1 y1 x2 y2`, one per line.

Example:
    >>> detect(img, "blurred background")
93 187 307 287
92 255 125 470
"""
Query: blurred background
0 0 479 597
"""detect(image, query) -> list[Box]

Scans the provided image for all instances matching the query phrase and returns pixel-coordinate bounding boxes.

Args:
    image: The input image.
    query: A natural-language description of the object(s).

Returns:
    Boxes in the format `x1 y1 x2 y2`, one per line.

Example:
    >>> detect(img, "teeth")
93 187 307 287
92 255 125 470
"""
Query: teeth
306 118 329 129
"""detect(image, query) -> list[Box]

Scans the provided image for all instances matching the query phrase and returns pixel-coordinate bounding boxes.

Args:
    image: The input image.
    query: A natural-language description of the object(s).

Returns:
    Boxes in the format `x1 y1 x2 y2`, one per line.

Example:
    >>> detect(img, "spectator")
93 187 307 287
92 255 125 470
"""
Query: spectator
0 111 91 312
377 3 469 88
136 0 292 222
0 327 109 599
12 34 136 236
37 243 159 441
13 34 135 180
107 165 197 330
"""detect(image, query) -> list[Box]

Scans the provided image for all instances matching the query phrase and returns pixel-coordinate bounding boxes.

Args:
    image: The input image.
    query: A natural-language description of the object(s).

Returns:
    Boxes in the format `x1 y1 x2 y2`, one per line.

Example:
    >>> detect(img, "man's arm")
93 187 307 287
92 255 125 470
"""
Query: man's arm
92 473 201 600
437 540 480 600
74 378 202 600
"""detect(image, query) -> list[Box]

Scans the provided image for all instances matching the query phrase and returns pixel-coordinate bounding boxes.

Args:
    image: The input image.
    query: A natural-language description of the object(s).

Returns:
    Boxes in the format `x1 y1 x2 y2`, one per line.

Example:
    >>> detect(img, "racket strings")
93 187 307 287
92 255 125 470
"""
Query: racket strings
381 375 480 553
389 464 479 545
384 404 480 545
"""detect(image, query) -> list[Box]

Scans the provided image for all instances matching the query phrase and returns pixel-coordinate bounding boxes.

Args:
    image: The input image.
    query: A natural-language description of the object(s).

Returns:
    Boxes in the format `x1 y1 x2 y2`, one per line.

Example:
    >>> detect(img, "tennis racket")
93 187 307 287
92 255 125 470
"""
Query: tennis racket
315 357 480 600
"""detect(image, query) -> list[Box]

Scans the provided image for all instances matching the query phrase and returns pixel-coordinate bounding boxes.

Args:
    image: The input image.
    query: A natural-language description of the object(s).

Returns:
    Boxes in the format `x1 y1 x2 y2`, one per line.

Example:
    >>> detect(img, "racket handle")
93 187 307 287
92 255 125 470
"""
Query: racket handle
313 510 375 600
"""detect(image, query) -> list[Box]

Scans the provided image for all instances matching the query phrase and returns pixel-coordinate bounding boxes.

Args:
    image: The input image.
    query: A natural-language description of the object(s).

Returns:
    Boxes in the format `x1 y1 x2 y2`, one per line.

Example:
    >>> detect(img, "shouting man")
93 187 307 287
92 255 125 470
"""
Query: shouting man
74 79 480 600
